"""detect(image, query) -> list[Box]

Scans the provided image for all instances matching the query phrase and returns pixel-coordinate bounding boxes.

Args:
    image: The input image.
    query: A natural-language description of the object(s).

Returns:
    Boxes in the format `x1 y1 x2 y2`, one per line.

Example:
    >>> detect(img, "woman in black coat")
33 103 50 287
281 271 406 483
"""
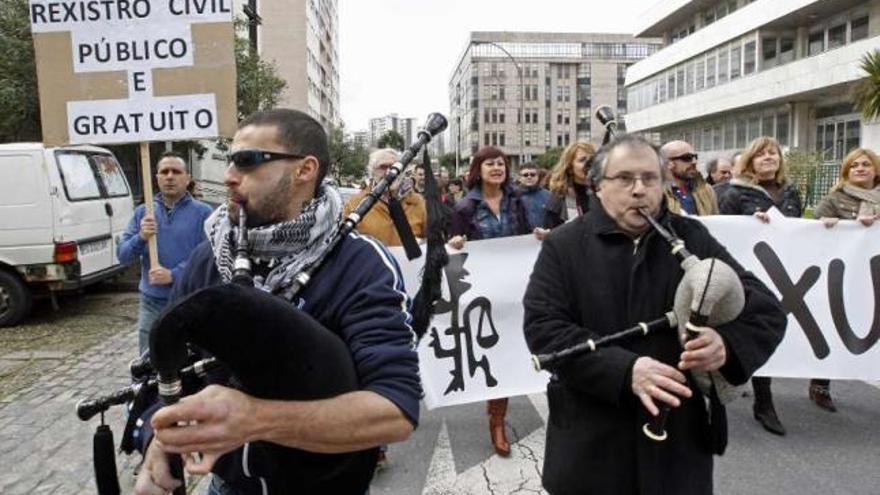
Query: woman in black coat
718 136 801 436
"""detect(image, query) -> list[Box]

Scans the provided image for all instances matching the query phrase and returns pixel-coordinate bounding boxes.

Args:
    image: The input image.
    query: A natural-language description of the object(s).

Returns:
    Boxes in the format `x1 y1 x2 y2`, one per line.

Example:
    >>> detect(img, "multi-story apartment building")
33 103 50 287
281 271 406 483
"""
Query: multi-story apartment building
369 114 417 148
255 0 340 127
625 0 880 174
190 0 340 204
448 32 661 168
352 130 369 149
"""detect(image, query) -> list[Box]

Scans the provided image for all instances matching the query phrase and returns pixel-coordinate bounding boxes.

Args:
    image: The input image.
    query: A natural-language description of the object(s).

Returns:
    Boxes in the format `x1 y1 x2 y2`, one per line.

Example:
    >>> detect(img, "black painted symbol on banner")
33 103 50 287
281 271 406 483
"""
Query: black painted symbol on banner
828 257 880 354
754 241 880 358
429 253 500 395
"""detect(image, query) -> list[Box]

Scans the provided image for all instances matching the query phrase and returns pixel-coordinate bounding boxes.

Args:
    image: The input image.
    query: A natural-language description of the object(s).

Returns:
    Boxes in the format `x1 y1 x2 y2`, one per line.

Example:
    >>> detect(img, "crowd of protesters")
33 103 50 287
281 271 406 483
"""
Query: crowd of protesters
124 126 879 488
340 136 880 444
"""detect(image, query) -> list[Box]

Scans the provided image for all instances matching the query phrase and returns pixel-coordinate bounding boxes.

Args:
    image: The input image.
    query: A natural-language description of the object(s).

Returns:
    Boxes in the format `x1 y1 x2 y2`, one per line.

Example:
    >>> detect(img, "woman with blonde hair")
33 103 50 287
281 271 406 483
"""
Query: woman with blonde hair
538 141 596 236
808 147 880 412
719 136 802 436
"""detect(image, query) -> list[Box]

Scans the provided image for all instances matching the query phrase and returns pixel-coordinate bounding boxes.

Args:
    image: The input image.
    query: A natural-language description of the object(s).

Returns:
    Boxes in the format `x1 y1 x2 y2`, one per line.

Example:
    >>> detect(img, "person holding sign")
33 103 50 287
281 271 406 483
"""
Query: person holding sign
448 146 531 457
523 134 786 495
117 151 212 355
809 147 880 412
718 136 803 436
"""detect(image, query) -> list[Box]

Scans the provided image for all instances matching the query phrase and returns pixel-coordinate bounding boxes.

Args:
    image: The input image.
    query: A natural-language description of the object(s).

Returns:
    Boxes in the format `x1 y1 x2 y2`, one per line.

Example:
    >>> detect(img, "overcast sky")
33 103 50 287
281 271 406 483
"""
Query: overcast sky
338 0 655 132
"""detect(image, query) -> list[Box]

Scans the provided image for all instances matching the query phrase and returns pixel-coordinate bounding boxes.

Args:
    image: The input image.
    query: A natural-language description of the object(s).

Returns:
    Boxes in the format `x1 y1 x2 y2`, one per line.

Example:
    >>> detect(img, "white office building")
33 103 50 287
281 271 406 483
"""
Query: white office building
625 0 880 198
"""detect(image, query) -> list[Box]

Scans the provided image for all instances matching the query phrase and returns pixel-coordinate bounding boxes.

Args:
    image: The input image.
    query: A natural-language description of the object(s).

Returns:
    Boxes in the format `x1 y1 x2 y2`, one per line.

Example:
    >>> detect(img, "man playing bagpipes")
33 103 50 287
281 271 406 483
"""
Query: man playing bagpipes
134 109 422 495
523 134 787 495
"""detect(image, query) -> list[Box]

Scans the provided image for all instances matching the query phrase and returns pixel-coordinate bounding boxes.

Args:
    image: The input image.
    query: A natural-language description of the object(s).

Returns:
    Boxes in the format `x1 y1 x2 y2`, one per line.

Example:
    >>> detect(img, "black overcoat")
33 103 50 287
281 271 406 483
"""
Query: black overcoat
523 198 786 495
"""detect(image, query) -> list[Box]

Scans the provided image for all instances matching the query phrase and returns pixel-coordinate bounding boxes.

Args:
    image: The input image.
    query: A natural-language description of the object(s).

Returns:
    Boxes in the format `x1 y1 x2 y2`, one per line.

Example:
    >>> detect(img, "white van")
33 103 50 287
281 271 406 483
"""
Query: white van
0 143 134 326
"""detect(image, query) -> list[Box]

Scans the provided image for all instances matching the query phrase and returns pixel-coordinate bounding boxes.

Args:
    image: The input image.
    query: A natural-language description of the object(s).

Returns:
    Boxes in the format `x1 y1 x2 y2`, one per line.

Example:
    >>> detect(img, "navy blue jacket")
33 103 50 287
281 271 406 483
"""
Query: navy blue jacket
117 193 213 299
519 185 552 229
170 233 423 427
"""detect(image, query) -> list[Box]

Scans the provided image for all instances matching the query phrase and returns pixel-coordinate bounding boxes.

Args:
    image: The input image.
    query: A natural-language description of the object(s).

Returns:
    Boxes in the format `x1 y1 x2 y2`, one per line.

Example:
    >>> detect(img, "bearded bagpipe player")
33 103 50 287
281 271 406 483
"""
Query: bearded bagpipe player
75 109 449 495
522 108 787 495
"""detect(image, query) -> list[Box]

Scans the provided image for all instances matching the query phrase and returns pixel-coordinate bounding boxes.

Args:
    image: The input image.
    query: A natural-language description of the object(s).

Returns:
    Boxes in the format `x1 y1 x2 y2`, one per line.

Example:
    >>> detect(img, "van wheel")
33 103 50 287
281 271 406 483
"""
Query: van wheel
0 270 32 327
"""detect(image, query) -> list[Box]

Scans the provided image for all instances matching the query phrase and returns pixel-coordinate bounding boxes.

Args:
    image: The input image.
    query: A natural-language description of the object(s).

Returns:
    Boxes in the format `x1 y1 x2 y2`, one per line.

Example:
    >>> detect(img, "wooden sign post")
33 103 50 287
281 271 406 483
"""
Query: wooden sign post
139 143 160 270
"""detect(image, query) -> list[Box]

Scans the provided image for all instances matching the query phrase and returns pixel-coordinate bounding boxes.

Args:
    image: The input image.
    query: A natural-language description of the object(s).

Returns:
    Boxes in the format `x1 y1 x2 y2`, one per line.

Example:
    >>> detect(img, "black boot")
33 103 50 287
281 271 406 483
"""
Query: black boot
752 377 786 436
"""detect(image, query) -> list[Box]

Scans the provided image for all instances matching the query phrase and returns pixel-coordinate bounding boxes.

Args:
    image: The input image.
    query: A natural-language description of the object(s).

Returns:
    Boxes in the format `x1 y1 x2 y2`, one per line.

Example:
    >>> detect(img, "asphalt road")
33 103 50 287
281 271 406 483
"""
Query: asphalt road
2 288 878 494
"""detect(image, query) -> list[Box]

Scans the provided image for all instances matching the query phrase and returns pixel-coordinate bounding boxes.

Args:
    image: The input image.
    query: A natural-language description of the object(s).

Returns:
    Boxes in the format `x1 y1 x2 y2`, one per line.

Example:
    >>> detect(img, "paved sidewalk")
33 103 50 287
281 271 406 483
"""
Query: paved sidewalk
0 291 206 494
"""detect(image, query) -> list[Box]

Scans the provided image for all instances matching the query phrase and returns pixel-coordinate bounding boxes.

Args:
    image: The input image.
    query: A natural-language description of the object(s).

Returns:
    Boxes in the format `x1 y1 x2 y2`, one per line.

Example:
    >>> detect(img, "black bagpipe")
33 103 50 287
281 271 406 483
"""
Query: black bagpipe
531 107 745 442
76 113 448 494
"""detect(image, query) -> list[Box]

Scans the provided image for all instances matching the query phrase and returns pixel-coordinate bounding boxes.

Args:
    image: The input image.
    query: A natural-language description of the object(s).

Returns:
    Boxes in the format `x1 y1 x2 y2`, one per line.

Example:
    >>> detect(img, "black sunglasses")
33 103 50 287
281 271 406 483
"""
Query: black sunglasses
229 149 306 169
670 152 698 162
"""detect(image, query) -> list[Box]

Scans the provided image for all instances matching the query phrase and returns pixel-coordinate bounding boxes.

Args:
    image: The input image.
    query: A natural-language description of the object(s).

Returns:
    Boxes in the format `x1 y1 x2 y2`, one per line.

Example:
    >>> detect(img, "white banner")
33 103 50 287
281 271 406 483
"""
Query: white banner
391 209 880 409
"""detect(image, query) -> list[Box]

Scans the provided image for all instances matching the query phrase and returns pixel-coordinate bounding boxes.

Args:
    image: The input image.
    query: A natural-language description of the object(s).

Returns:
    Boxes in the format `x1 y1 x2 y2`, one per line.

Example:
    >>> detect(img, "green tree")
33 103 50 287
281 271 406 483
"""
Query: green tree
0 0 40 142
854 50 880 121
328 124 368 184
535 146 565 169
234 18 286 120
439 152 457 175
377 130 405 151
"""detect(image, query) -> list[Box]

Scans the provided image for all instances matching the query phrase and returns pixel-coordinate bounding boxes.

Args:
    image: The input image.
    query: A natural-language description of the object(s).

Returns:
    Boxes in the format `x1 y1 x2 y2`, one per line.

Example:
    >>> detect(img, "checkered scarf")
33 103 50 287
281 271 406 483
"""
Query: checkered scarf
205 184 343 300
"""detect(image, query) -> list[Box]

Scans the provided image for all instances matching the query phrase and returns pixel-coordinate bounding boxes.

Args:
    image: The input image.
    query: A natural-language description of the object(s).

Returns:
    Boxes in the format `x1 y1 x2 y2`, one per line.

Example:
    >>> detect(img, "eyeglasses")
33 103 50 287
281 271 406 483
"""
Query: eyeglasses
229 150 306 169
602 172 662 189
669 152 698 163
520 173 537 178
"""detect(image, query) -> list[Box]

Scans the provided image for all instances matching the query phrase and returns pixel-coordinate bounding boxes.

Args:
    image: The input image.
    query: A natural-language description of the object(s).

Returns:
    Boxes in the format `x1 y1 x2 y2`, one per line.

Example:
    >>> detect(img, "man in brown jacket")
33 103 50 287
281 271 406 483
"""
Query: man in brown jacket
660 140 718 216
343 148 427 247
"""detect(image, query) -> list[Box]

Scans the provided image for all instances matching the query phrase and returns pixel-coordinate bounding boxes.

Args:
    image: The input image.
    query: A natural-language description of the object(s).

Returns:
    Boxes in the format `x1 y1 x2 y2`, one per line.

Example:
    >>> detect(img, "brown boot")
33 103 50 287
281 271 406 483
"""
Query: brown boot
487 398 510 457
809 381 837 412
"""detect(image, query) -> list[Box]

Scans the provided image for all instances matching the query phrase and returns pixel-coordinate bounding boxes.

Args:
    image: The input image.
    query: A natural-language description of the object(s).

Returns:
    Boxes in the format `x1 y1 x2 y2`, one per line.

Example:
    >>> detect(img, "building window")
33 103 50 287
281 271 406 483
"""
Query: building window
676 68 685 97
748 116 761 141
706 54 716 88
743 41 756 75
776 112 790 146
762 36 777 68
808 30 825 55
779 36 795 64
484 133 490 146
685 62 695 95
730 45 741 80
851 16 869 41
724 120 735 149
499 111 505 124
499 86 506 101
695 60 705 91
828 22 847 49
717 50 729 84
499 133 506 147
667 72 676 100
762 115 775 138
736 118 747 148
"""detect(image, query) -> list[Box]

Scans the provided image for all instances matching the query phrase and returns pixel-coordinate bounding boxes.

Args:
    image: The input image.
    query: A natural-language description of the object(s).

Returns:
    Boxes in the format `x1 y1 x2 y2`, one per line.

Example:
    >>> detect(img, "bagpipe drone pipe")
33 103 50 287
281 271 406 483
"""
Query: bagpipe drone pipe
75 113 448 494
532 107 746 443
